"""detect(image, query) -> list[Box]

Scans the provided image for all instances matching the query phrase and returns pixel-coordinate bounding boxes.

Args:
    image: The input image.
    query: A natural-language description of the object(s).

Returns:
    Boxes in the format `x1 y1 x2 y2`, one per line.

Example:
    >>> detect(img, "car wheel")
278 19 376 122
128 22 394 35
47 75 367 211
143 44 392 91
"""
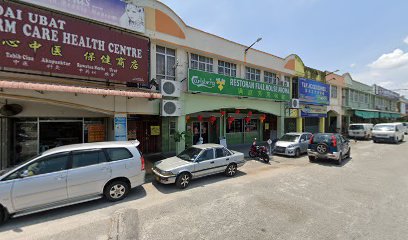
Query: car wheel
394 137 399 144
260 153 270 163
176 172 191 189
0 206 4 225
104 180 130 202
337 153 343 165
295 149 300 158
225 163 237 177
308 156 316 162
249 151 256 158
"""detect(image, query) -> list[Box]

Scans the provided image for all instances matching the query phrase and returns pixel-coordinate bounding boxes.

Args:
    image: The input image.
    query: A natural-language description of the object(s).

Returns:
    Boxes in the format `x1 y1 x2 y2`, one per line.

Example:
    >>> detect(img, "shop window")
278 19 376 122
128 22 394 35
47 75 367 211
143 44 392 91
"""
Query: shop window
359 93 364 102
218 60 237 77
191 53 213 72
156 45 176 81
353 91 359 102
244 119 258 132
331 85 338 98
264 71 277 84
284 76 291 87
365 94 369 104
14 119 38 165
227 119 243 133
245 67 260 81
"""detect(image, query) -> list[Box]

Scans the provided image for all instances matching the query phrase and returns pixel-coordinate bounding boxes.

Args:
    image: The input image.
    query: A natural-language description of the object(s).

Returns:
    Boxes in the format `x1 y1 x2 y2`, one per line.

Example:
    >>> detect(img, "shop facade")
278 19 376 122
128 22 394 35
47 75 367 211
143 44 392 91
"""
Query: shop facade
0 1 161 169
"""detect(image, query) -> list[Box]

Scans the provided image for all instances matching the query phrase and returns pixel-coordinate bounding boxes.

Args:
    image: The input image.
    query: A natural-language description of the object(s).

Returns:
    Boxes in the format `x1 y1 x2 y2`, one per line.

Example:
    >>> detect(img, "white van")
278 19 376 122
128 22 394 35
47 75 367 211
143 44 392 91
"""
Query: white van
348 123 374 139
372 123 405 143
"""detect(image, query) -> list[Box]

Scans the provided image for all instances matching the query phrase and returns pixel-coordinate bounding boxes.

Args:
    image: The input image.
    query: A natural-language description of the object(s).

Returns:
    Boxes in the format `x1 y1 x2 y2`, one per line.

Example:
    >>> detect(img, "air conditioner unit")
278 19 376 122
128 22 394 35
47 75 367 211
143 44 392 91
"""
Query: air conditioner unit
161 100 182 116
290 99 300 109
161 79 181 97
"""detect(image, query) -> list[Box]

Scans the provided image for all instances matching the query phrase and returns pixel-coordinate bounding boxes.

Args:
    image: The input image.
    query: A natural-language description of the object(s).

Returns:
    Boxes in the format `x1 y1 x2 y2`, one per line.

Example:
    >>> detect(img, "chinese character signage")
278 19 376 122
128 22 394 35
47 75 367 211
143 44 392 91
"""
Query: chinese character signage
298 78 330 105
114 114 127 141
22 0 145 33
300 104 327 118
0 1 149 83
87 124 106 142
374 85 400 100
188 69 290 101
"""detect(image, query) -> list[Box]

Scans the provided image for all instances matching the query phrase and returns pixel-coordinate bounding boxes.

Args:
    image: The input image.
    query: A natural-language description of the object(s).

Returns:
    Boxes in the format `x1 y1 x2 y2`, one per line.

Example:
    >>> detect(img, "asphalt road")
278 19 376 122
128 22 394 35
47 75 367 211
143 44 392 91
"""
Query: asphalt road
0 139 407 240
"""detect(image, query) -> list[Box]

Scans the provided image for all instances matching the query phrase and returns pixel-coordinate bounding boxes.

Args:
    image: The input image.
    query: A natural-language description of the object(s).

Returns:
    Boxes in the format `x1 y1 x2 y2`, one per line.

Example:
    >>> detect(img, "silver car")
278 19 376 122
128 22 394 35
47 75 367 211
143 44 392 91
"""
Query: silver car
273 132 312 157
0 141 145 224
152 144 245 189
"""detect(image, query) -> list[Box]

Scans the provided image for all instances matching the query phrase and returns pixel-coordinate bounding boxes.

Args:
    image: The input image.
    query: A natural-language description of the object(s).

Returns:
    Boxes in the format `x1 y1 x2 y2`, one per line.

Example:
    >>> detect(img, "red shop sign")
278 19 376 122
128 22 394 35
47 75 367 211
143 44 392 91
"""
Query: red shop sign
0 1 149 83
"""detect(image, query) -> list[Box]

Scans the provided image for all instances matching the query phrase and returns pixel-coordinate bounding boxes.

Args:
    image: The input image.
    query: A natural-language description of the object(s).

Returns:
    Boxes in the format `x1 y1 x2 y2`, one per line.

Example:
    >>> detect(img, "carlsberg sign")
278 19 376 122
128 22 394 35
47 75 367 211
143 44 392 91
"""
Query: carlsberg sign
188 69 290 101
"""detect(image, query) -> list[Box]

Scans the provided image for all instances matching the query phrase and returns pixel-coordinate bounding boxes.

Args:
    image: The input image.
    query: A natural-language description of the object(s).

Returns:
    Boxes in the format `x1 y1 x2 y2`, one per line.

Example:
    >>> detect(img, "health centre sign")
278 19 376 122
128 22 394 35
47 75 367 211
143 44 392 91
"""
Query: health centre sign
0 1 149 83
188 69 290 101
298 78 330 105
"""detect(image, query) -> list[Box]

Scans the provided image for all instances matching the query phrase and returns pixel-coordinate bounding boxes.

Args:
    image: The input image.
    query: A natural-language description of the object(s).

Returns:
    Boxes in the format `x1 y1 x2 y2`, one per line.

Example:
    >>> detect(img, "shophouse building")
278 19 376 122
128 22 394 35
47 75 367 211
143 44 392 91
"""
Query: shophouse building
325 72 345 133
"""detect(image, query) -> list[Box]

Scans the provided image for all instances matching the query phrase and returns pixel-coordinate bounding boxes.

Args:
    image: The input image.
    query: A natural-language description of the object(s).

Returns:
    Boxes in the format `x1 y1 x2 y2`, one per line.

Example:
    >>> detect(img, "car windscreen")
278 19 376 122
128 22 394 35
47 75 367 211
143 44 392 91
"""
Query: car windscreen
280 134 300 142
349 125 364 130
177 147 202 162
0 154 41 177
373 125 395 131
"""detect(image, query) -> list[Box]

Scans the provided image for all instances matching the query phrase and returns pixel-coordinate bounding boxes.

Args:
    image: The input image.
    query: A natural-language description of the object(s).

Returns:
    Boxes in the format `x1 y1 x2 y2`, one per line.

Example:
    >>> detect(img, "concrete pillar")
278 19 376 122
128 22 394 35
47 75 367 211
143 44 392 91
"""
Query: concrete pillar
319 118 325 133
296 117 303 132
277 116 285 138
337 115 342 132
176 115 186 154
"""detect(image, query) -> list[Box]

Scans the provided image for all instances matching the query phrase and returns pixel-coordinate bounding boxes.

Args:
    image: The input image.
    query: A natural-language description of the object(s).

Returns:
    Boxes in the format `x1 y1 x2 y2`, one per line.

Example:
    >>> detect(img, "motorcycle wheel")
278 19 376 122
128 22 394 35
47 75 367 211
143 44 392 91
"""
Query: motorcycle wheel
249 151 256 158
260 153 270 163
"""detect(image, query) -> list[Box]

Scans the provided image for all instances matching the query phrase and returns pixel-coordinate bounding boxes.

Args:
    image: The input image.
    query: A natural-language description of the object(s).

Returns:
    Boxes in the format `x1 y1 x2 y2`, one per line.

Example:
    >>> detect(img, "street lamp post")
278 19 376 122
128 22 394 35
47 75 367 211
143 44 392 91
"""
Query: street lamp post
244 37 262 62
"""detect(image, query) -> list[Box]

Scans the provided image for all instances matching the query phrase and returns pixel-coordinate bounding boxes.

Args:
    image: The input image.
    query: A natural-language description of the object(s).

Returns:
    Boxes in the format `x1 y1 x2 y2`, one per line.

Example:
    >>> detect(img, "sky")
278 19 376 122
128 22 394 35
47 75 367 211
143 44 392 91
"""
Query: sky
159 0 408 96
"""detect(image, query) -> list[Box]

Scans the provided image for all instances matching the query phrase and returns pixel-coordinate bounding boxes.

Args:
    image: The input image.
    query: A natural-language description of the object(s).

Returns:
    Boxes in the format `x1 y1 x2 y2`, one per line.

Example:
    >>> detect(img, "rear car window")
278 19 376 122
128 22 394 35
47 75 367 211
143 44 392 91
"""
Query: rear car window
313 134 333 143
349 125 364 130
106 148 133 161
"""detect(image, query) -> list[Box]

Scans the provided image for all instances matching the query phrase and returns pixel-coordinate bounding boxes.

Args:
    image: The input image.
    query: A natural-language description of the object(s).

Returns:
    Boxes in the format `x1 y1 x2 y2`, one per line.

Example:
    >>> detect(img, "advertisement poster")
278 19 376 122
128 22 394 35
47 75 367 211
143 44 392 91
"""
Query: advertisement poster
374 85 400 100
150 126 160 136
300 104 327 118
0 1 149 83
188 69 290 101
87 124 106 142
114 114 127 141
22 0 145 33
298 78 330 105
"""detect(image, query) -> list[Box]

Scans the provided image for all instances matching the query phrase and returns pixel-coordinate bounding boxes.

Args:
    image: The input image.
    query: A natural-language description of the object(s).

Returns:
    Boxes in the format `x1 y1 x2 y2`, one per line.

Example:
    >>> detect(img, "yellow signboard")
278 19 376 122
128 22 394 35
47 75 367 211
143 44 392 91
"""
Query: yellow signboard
151 126 160 136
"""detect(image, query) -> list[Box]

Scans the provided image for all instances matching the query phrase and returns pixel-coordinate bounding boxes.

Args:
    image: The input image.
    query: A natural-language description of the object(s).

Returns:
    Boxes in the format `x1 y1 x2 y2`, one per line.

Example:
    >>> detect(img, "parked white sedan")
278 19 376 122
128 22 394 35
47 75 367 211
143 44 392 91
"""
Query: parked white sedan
152 144 245 189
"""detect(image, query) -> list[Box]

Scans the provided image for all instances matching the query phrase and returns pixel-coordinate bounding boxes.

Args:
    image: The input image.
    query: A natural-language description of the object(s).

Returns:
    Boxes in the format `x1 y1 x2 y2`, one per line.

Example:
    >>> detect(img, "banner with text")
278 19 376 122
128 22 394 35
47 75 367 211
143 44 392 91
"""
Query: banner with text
22 0 145 33
0 1 149 83
188 69 290 101
300 104 327 118
298 78 330 105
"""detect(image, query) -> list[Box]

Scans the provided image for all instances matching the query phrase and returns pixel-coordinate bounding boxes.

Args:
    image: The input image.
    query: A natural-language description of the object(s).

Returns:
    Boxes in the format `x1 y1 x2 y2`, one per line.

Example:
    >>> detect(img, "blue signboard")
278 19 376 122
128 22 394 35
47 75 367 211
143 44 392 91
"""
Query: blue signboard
298 78 330 105
114 114 127 141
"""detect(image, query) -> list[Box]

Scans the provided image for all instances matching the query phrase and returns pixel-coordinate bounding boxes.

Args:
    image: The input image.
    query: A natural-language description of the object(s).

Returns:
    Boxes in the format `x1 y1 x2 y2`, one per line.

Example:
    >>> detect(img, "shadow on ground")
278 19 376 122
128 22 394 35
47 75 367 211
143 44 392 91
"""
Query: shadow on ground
152 171 247 194
0 186 147 233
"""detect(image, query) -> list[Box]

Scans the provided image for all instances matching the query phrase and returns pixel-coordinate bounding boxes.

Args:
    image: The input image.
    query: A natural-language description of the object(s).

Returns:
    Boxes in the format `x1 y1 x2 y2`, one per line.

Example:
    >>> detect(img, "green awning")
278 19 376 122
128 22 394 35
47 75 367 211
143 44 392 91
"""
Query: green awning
380 112 401 119
355 110 380 119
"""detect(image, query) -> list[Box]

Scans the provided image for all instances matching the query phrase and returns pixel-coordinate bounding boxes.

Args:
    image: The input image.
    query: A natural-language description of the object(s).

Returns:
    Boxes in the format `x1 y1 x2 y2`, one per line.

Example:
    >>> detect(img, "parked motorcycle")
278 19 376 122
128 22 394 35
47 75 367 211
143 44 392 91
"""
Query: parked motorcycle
249 139 270 163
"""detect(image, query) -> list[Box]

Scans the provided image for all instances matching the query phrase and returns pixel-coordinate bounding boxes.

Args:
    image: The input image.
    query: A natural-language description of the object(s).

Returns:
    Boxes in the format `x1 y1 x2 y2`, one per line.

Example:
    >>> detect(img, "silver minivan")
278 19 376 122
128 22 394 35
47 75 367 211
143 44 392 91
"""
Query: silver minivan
0 141 145 223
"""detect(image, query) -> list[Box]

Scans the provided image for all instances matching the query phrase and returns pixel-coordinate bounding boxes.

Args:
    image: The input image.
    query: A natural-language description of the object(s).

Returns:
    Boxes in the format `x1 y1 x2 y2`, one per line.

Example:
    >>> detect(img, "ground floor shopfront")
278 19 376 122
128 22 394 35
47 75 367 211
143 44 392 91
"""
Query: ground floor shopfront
0 81 162 169
179 93 286 149
342 109 402 132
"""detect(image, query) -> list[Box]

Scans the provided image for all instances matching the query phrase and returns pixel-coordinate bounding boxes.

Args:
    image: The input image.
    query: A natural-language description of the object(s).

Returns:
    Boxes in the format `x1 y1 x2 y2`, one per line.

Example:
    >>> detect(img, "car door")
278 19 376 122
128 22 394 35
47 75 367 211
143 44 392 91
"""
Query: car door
299 134 308 153
67 149 111 199
193 149 215 177
11 153 70 211
215 148 231 171
339 136 349 155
